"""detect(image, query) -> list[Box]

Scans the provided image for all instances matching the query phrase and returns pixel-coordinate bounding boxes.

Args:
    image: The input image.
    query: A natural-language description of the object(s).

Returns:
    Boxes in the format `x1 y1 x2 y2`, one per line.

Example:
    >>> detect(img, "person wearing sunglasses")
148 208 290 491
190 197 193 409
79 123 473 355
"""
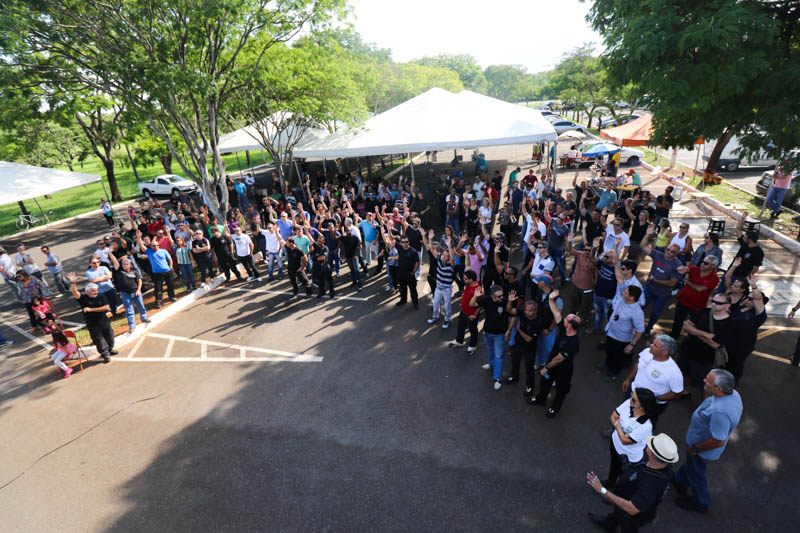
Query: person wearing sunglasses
689 232 723 268
639 226 683 337
671 257 721 339
600 286 645 379
677 295 733 399
85 254 118 317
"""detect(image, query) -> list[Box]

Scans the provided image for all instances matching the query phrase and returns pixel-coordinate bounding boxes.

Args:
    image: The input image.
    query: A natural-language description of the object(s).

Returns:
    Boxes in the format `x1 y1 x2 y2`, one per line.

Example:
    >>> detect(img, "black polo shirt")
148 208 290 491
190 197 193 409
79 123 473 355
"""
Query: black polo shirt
477 294 509 334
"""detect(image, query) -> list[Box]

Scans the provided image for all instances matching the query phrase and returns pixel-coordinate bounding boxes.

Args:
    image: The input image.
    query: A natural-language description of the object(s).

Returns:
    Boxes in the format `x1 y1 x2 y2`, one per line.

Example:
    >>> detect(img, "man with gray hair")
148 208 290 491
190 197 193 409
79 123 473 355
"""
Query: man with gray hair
673 369 742 513
670 257 721 339
66 272 116 363
621 335 683 416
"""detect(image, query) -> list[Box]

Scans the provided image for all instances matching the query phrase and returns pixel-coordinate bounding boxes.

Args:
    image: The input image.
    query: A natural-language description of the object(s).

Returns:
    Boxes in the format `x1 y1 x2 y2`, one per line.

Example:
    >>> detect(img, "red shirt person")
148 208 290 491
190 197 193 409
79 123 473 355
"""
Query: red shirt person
670 258 721 339
449 270 482 353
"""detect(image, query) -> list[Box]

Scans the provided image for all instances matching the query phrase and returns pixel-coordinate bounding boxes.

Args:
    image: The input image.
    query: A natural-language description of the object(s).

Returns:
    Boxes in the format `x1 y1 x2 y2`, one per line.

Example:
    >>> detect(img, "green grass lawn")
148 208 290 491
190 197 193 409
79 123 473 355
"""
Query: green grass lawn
0 151 272 238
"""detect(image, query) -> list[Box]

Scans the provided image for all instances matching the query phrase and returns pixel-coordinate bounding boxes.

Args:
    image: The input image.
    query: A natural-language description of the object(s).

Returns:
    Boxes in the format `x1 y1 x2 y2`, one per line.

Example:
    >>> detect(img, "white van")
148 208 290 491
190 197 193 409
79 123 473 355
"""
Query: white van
702 136 780 172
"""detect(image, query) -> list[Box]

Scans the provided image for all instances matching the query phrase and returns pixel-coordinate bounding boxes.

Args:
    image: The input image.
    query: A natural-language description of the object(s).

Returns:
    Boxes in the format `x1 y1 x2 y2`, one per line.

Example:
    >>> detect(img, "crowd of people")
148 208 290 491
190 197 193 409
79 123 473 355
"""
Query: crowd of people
0 157 795 531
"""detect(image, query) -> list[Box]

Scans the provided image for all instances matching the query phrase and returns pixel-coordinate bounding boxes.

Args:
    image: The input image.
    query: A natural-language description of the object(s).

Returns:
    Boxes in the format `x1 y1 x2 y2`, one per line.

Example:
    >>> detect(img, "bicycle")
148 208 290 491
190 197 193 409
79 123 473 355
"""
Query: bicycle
15 213 40 231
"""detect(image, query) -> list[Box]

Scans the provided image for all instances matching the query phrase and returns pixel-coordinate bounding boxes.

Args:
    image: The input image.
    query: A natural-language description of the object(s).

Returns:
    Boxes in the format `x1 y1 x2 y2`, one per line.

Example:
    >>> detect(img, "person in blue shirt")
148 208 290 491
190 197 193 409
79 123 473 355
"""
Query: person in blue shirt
358 213 379 267
597 183 618 211
234 179 248 209
136 231 175 308
673 369 743 513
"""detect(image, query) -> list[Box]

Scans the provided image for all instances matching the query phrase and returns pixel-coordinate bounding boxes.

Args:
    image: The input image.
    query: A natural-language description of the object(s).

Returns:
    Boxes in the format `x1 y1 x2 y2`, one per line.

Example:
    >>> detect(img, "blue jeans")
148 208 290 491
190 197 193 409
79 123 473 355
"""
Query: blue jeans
120 292 147 330
178 263 195 289
536 327 557 367
593 295 613 330
483 332 507 380
3 278 21 299
267 252 284 279
327 251 340 276
445 214 460 234
549 246 567 279
766 186 788 215
345 256 363 286
642 285 669 331
674 453 710 509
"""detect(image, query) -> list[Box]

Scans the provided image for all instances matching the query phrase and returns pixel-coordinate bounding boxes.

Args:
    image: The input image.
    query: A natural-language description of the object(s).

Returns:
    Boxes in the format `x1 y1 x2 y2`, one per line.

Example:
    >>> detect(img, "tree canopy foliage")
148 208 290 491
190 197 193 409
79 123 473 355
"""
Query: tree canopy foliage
586 0 800 171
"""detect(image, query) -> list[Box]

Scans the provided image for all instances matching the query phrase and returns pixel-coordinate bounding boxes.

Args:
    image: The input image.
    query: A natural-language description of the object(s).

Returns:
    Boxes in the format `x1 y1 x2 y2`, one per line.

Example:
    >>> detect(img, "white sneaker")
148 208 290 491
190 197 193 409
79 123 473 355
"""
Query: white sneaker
256 277 262 282
493 380 502 390
442 321 450 329
427 317 439 325
467 346 477 354
482 363 491 370
246 276 254 281
449 340 465 347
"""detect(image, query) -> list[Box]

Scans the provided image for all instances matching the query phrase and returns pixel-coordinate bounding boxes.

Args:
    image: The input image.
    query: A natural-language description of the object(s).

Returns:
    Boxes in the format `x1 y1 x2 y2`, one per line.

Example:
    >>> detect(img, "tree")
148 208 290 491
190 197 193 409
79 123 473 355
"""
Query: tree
586 0 800 173
484 65 528 102
4 0 344 218
227 39 366 192
545 45 625 128
414 54 488 93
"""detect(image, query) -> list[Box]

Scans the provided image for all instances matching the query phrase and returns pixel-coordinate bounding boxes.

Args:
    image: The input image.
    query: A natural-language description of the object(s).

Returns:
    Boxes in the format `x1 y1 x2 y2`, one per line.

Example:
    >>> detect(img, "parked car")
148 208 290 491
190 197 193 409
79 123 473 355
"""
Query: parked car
755 170 800 210
600 114 640 128
545 114 565 123
702 136 783 172
550 120 588 135
138 174 198 198
576 141 644 166
540 110 557 117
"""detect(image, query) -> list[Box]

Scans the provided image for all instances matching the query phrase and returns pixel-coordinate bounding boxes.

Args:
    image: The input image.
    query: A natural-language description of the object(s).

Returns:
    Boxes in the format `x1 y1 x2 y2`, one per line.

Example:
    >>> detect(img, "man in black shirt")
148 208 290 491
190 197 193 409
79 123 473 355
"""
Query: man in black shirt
191 229 215 283
403 216 424 281
66 272 116 363
507 300 543 396
529 290 581 417
395 236 420 309
729 230 763 281
483 229 509 292
338 227 364 290
311 234 334 298
210 227 242 282
285 238 312 296
654 186 674 222
473 284 518 390
587 433 678 532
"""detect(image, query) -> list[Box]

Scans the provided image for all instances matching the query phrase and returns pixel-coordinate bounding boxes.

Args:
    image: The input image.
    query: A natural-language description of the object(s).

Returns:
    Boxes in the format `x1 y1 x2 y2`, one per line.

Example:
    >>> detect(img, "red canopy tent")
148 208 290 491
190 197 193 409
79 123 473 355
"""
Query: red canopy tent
600 114 654 146
600 113 704 146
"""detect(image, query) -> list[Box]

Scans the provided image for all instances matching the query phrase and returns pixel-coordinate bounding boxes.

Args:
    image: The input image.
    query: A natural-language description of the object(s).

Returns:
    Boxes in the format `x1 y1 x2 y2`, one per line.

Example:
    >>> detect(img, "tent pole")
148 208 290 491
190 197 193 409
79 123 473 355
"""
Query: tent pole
693 145 701 176
408 153 414 181
33 197 51 225
551 141 558 187
235 152 242 174
100 178 112 207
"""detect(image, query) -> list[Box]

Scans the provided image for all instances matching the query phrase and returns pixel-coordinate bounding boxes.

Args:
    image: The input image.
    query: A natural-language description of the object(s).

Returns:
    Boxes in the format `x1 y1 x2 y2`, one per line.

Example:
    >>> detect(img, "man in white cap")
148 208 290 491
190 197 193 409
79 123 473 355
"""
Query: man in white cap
586 433 679 531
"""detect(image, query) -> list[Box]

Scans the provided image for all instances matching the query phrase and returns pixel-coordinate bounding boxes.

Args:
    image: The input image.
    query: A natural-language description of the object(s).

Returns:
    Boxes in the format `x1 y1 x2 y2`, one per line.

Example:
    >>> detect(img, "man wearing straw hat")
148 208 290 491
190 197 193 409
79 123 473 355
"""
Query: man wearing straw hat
586 433 679 531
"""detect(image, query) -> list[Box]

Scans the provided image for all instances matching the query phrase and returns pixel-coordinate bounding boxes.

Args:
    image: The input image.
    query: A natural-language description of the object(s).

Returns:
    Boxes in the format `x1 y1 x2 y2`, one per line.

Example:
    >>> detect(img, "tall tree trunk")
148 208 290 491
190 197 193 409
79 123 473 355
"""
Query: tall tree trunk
703 130 736 176
66 162 75 171
245 150 252 169
160 152 173 174
18 201 30 216
124 143 140 181
103 158 122 202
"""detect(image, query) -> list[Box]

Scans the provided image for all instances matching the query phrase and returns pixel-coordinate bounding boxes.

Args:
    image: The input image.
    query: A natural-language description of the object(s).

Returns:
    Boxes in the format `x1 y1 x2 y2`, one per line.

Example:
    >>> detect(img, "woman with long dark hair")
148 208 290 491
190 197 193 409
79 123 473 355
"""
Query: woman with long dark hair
603 388 659 489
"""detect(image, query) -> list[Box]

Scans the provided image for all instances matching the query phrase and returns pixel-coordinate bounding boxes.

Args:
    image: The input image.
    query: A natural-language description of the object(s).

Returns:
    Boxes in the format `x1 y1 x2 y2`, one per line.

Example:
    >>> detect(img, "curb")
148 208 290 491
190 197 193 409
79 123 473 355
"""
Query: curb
76 275 226 358
641 162 800 254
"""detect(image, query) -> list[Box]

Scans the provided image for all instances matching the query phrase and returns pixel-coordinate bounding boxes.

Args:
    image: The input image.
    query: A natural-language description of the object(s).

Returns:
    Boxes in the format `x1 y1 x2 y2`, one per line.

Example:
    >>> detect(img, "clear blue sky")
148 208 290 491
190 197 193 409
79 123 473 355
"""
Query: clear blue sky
346 0 604 73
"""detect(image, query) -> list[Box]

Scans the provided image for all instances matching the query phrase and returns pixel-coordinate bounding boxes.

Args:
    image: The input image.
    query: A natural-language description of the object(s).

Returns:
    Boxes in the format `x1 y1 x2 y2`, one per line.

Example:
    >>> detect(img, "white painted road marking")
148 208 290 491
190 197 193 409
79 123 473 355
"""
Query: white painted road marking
121 332 323 363
217 285 370 302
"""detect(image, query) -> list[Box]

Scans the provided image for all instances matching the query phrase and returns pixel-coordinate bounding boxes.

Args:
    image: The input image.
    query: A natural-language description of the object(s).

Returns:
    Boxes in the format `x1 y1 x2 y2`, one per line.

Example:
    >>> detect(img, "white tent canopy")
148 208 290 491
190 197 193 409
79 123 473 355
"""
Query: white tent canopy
293 88 557 159
217 118 334 155
0 161 101 205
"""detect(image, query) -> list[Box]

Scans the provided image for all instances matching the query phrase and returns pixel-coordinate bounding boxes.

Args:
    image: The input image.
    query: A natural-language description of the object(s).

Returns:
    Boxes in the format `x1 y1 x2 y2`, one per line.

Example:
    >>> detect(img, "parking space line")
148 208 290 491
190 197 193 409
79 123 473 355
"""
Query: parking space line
218 285 370 302
126 336 146 359
0 317 52 351
200 342 207 360
143 332 322 361
751 351 791 364
164 337 175 359
116 356 320 363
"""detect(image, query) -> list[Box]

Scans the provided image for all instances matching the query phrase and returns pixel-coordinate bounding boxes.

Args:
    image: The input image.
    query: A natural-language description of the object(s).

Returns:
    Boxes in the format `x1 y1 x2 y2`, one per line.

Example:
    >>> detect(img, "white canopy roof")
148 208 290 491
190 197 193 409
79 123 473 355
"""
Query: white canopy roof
293 88 557 158
0 161 101 205
217 117 334 154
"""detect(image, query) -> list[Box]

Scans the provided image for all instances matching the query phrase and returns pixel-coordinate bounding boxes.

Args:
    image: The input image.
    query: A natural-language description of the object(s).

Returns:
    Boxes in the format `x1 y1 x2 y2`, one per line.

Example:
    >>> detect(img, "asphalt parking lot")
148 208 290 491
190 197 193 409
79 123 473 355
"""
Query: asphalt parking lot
1 261 799 531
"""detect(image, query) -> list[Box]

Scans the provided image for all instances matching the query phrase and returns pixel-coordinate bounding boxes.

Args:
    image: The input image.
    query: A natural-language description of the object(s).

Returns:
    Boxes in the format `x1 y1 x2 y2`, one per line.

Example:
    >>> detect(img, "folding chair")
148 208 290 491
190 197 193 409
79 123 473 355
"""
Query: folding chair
60 330 90 374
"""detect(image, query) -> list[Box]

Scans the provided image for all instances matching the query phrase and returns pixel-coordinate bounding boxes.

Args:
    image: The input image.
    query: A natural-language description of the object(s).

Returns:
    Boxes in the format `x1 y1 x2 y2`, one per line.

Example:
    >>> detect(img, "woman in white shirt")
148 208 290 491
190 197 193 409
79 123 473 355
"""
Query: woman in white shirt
478 197 493 229
604 388 658 489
